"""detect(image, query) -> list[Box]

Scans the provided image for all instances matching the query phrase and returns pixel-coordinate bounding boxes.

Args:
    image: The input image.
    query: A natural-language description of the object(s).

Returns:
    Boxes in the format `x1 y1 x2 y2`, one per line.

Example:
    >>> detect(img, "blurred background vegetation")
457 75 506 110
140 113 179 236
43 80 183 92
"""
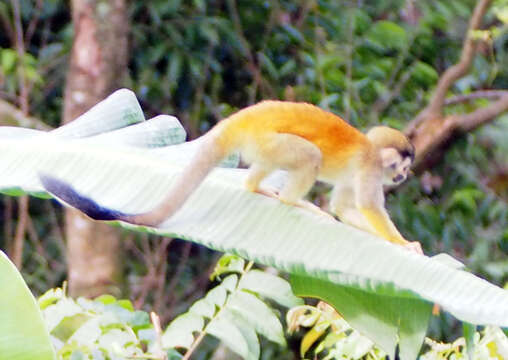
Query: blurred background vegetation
1 0 508 356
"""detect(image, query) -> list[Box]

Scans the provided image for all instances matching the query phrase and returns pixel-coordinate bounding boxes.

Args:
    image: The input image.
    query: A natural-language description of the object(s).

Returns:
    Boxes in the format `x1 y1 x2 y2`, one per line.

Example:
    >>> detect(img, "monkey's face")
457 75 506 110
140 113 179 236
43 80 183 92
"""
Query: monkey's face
380 148 413 186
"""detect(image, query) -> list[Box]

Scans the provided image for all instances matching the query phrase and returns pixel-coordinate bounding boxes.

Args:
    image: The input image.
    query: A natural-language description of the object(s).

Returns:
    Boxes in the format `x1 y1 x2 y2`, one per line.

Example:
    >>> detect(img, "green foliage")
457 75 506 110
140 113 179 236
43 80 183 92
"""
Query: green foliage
366 21 408 51
162 254 301 359
287 303 388 359
421 327 508 360
0 0 69 127
38 255 299 360
39 286 157 359
411 61 439 87
287 303 508 360
1 48 17 74
128 0 466 129
0 47 43 92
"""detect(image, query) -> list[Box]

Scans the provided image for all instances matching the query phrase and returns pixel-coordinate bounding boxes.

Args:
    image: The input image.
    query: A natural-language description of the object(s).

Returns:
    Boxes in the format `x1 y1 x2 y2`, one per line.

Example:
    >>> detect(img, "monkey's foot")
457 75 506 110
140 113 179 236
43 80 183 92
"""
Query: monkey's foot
404 241 423 255
253 188 335 221
293 200 336 221
253 188 279 199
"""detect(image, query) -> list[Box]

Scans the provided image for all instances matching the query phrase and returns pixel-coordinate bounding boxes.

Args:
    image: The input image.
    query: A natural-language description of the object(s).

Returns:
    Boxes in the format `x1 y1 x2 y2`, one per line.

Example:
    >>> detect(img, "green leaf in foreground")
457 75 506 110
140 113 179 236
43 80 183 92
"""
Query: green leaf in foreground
291 274 432 360
463 322 477 359
207 310 260 360
228 290 286 346
0 251 56 360
239 270 303 309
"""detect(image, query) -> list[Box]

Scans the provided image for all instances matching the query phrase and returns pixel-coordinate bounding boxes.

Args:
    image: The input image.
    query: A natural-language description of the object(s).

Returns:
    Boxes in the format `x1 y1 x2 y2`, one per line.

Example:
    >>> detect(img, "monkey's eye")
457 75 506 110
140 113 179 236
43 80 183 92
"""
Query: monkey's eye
389 163 397 169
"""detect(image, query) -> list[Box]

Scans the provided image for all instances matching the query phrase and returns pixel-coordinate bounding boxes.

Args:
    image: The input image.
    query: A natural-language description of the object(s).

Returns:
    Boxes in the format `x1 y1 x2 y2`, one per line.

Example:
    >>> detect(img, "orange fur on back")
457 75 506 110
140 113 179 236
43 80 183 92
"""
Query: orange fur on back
214 101 369 173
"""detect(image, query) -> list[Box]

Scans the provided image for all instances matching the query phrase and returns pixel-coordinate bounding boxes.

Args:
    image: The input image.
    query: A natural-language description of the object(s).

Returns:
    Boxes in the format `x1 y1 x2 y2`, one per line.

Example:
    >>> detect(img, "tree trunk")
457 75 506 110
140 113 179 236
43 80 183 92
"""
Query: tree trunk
63 0 128 297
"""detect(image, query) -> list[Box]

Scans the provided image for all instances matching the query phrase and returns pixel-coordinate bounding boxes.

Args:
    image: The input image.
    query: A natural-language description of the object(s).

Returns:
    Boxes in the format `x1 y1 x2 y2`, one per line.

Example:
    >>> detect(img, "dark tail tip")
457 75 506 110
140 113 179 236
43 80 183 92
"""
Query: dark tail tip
39 174 129 221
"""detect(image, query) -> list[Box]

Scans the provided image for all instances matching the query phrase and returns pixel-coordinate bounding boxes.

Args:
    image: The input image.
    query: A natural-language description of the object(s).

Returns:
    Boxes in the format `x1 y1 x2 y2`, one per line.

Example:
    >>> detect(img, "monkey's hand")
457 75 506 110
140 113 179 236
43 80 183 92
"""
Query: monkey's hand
404 241 423 254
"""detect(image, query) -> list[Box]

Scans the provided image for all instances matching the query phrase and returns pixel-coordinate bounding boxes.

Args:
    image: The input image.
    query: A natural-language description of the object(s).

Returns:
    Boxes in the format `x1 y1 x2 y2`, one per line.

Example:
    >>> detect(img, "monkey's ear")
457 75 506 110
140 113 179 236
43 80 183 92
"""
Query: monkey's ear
379 147 402 168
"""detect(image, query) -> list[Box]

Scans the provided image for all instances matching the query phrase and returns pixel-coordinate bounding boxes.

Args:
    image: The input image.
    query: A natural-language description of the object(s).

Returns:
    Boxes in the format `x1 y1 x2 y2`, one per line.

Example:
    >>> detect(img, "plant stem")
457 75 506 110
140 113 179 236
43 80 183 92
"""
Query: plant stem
181 328 207 360
181 259 255 359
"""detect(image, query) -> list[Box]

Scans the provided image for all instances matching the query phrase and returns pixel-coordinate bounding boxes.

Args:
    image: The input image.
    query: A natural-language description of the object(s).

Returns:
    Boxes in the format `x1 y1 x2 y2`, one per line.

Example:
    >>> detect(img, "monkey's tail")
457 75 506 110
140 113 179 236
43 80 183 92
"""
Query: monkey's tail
40 126 230 227
125 130 228 226
40 174 133 221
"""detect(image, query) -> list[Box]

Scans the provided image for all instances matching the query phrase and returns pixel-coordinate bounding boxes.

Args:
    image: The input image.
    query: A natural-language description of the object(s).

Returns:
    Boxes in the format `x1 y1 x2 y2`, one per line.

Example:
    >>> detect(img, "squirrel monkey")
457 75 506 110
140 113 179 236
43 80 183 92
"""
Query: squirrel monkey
41 100 422 254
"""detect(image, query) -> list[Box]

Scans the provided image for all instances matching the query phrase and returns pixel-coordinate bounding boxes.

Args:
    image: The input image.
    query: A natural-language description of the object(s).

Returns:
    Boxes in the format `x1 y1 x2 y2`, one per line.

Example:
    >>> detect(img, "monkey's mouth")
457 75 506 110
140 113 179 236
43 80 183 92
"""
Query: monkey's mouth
392 174 405 183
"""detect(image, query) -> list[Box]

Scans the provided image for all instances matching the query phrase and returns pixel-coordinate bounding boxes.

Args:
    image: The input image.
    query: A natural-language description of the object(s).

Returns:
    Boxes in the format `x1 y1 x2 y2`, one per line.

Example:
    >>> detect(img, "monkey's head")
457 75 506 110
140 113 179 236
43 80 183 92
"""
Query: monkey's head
367 126 415 186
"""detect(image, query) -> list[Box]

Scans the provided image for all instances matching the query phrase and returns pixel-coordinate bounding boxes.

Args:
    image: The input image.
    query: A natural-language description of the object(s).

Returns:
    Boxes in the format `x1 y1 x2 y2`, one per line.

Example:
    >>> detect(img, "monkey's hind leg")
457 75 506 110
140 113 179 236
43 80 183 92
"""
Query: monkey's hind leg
245 163 278 198
250 133 332 219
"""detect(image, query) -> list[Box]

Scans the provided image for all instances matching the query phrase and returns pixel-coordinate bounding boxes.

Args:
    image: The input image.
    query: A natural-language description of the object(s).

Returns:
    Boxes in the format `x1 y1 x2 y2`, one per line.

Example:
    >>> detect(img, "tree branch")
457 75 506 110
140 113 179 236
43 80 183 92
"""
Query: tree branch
426 0 490 113
444 90 508 106
410 94 508 170
24 0 44 45
407 0 491 132
402 0 507 172
458 94 508 131
0 5 15 45
12 195 28 268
